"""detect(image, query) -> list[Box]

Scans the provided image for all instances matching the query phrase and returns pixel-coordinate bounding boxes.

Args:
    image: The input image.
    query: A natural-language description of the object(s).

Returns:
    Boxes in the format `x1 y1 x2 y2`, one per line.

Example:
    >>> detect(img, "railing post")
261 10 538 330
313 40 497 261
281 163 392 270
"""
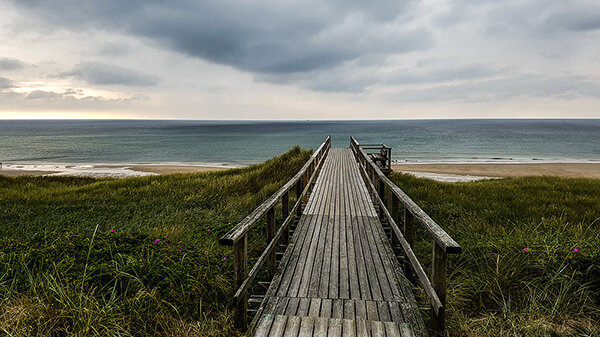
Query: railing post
391 194 400 244
302 171 309 204
296 179 303 217
431 242 447 333
266 207 276 278
233 235 248 330
403 207 415 281
378 179 385 220
282 191 290 244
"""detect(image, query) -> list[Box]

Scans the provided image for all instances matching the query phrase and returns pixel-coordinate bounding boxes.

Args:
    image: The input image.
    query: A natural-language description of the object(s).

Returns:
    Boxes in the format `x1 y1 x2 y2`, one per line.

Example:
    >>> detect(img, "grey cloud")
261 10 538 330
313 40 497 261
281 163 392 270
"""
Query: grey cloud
59 62 160 86
0 77 14 89
0 88 146 111
10 1 429 75
390 74 600 103
26 90 63 100
260 58 501 92
0 57 24 70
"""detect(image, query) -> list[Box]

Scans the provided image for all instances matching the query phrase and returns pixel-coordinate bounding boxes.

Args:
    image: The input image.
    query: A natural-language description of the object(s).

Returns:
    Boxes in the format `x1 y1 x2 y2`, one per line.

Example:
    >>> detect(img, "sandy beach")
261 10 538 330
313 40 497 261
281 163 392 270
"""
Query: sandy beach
393 163 600 179
0 164 234 178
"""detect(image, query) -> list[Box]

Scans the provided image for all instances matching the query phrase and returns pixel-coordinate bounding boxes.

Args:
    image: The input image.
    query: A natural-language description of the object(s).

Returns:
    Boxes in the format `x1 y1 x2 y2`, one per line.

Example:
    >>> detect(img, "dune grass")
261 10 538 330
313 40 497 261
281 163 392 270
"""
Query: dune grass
0 146 311 336
389 173 600 336
2 148 599 336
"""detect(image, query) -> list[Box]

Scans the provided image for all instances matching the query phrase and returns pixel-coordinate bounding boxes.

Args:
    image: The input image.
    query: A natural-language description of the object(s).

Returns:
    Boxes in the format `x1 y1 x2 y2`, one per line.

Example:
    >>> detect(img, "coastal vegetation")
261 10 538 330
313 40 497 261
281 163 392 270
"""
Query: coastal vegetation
390 173 600 336
0 146 311 336
0 147 598 336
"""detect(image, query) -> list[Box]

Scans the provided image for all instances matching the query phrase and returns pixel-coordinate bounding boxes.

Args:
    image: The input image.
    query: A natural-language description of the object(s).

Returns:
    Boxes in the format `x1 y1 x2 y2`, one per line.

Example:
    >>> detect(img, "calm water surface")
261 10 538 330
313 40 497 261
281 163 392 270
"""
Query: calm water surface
1 119 599 165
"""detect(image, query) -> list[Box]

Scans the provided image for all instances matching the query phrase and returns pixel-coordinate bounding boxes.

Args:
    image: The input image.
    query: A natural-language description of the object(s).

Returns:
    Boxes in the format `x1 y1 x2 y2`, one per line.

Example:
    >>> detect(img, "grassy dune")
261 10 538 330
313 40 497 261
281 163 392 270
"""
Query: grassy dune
389 173 600 336
0 147 311 336
1 148 598 336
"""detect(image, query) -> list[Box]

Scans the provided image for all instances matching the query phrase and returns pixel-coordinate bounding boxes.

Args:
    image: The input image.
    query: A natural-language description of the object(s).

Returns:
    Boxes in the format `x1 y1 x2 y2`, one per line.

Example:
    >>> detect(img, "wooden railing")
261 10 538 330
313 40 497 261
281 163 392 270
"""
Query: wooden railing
350 137 462 334
360 143 392 173
219 136 331 331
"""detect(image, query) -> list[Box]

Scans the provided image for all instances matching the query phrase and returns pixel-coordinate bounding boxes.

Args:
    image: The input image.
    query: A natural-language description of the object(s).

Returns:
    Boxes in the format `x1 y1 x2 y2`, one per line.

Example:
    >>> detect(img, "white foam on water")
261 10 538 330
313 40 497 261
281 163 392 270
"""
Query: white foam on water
2 163 156 178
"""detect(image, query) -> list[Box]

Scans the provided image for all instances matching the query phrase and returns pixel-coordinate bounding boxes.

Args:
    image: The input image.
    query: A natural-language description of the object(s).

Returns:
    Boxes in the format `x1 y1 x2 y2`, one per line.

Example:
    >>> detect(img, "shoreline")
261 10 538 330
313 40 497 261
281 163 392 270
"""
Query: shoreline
393 162 600 180
0 163 239 178
1 161 599 180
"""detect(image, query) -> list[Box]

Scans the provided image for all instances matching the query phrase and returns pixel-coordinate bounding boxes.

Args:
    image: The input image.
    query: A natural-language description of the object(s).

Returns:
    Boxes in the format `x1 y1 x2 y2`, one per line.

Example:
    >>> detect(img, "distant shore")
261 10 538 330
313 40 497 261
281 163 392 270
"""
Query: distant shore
393 162 600 181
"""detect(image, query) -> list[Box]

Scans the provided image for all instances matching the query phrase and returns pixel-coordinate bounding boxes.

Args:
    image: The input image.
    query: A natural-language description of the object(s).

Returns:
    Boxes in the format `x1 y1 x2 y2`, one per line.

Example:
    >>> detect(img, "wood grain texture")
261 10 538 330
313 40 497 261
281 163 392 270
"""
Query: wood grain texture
253 149 425 337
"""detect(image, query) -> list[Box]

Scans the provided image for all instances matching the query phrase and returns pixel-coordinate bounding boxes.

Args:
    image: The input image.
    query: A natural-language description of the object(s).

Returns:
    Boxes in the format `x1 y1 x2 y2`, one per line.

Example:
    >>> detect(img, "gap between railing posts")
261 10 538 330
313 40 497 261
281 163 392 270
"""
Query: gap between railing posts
219 136 331 331
350 136 461 335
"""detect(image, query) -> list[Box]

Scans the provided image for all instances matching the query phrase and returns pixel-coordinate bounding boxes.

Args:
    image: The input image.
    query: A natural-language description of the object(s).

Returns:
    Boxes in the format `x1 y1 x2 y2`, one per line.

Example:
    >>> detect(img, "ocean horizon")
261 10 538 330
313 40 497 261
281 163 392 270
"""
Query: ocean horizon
1 119 599 167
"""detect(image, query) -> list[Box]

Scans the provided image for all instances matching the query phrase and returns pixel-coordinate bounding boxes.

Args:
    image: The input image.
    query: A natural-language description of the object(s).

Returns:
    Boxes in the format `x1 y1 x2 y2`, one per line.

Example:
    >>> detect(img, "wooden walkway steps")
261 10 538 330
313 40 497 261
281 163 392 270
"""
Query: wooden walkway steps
220 137 461 336
252 149 425 336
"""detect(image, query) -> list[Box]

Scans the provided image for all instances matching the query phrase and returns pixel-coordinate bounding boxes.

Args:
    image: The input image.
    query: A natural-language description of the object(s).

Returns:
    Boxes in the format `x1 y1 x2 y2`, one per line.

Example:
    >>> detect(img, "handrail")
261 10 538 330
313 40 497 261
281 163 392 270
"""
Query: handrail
220 137 331 246
351 137 461 253
350 136 461 333
358 160 444 316
233 152 326 300
219 136 331 331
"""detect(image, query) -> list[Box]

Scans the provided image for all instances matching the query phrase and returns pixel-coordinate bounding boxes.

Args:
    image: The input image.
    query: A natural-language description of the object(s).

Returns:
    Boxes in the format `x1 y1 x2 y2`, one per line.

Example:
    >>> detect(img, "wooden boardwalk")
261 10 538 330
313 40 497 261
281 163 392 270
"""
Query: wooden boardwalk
253 149 425 337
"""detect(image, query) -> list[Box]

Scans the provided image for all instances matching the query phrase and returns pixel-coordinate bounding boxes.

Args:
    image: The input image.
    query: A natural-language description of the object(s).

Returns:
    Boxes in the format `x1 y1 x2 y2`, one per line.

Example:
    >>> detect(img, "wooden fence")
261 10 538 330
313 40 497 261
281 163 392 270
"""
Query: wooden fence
350 136 462 333
219 136 331 330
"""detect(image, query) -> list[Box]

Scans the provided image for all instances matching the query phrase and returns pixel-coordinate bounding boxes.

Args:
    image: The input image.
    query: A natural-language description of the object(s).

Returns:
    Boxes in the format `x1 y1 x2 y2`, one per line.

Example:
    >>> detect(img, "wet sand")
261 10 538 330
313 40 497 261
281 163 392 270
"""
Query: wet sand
104 165 232 175
392 163 600 179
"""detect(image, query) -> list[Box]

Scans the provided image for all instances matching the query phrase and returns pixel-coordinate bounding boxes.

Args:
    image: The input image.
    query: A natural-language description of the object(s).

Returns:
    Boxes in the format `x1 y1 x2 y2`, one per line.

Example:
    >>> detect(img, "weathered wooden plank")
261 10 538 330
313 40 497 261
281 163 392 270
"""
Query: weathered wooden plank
308 298 322 317
269 315 288 337
254 314 275 337
283 316 302 337
366 301 379 322
320 299 333 319
332 299 344 319
371 320 386 337
298 316 315 337
285 297 301 316
328 318 343 337
342 319 356 337
313 317 328 337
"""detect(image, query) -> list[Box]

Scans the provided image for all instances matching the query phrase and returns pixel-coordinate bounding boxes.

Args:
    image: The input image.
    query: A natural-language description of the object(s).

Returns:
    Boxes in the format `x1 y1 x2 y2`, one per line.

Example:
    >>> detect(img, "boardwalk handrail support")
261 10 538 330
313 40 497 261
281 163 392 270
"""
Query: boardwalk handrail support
360 143 392 174
350 136 462 334
219 136 331 331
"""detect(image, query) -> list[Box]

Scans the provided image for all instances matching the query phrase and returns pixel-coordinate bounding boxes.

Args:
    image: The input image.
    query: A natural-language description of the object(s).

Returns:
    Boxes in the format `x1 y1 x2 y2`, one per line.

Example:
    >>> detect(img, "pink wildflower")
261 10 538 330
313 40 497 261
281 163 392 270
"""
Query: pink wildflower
110 229 115 233
153 239 160 244
177 248 182 252
164 235 167 238
168 246 171 249
223 257 227 261
208 229 211 231
573 248 580 253
523 247 530 252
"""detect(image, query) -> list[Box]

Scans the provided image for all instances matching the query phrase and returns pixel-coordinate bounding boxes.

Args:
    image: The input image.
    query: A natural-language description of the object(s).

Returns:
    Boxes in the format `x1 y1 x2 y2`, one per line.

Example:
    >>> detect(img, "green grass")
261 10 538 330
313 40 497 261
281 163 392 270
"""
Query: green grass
0 146 311 336
389 173 600 336
2 150 599 336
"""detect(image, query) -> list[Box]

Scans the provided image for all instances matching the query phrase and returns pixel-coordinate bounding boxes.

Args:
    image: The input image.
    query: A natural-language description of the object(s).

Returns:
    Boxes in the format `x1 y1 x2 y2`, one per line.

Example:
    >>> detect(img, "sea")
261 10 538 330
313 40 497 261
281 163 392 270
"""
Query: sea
1 119 599 167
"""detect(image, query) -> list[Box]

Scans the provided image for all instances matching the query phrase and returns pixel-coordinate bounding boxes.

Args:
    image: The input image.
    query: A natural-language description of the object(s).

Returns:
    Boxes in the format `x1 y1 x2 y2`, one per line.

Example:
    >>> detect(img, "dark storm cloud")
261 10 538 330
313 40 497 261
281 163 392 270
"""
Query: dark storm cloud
58 62 160 87
11 0 429 75
0 76 14 89
0 57 24 70
260 59 501 92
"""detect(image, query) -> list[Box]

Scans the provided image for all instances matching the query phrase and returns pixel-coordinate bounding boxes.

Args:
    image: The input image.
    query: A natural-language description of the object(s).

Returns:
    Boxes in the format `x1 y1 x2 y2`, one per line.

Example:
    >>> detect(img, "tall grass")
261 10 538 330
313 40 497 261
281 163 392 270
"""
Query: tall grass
0 146 311 336
390 173 600 336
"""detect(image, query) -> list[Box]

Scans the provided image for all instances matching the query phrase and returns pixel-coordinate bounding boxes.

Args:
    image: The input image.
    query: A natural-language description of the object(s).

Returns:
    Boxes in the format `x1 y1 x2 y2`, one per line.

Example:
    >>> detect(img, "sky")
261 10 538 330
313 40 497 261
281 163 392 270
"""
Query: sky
1 0 599 120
